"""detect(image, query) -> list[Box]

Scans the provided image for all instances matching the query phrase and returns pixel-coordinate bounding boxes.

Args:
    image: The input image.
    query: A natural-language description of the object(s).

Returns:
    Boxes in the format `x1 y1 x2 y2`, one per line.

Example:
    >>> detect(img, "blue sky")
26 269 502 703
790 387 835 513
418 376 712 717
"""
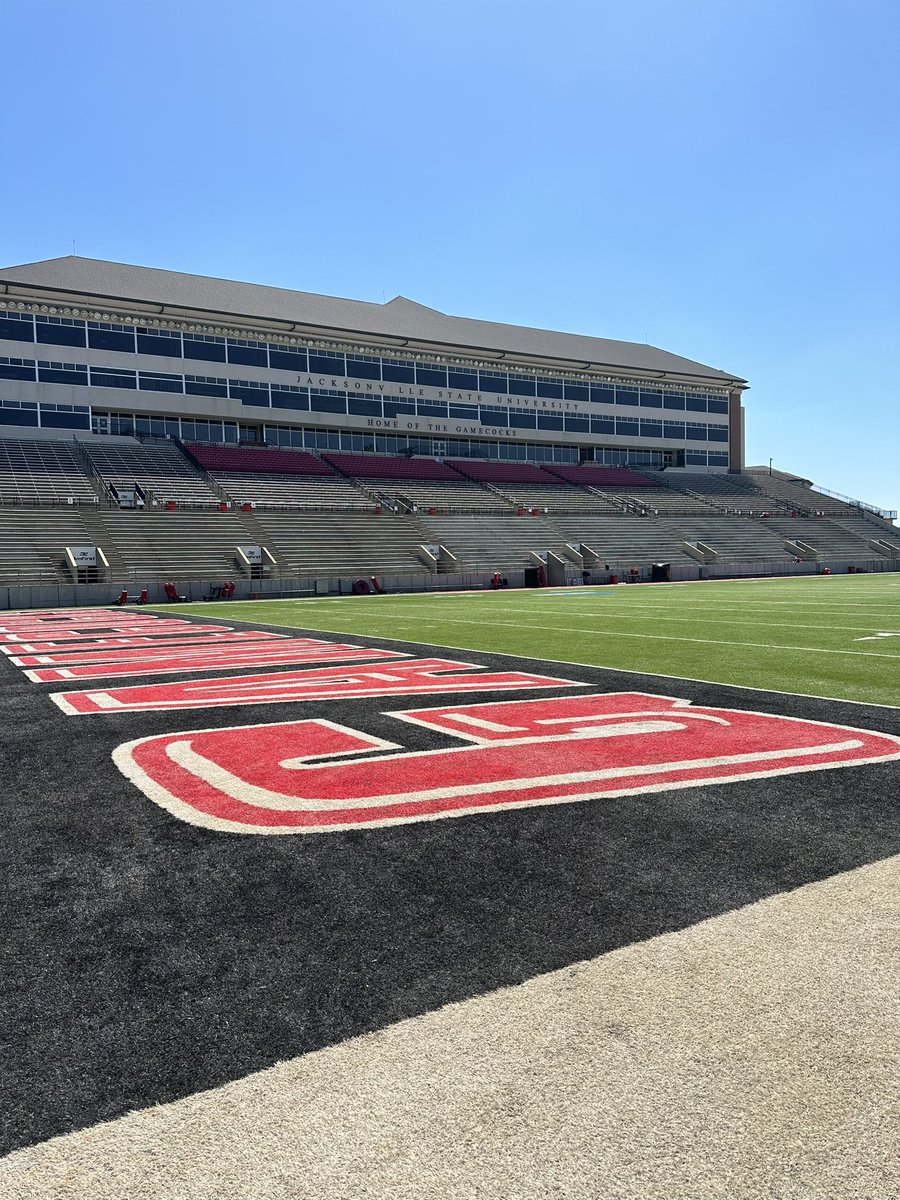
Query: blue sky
2 0 898 513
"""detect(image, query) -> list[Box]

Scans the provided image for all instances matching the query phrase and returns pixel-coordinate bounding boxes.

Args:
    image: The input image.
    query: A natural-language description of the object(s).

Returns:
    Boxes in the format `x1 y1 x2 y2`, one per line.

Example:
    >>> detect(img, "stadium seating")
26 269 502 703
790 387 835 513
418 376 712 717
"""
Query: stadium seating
93 509 256 581
544 465 658 488
185 444 334 476
253 511 432 578
0 507 102 583
0 439 99 506
82 439 220 505
415 513 576 572
322 453 465 481
210 472 372 509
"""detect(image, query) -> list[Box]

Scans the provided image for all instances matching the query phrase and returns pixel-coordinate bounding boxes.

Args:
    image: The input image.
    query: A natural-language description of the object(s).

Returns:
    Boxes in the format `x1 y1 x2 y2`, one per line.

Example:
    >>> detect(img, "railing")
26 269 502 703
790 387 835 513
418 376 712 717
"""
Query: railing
811 484 896 521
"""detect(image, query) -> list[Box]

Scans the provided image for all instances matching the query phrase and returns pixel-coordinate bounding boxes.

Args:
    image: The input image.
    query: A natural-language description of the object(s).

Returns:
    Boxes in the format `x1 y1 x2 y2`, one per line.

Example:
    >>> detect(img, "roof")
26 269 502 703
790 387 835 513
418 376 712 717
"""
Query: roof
0 256 745 385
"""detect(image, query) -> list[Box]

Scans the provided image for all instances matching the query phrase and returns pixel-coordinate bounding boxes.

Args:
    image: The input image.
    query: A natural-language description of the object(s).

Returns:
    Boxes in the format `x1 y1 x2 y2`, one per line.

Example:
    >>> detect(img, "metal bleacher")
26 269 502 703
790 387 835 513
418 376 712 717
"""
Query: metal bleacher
82 438 220 505
0 439 99 506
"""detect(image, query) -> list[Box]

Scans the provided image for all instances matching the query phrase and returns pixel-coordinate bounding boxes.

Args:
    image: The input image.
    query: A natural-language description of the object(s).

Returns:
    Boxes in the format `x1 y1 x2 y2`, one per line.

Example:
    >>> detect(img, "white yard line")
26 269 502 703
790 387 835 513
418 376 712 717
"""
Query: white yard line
514 607 895 634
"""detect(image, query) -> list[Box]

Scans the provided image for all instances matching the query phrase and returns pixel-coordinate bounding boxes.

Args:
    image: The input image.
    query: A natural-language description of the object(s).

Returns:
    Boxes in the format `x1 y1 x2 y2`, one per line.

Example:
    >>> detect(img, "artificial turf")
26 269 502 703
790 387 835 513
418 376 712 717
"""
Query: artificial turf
160 572 900 709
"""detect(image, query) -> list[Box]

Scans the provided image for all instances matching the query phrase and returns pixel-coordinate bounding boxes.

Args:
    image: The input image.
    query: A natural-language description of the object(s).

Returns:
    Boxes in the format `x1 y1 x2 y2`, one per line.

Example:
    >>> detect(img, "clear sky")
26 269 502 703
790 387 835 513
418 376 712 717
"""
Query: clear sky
2 0 898 514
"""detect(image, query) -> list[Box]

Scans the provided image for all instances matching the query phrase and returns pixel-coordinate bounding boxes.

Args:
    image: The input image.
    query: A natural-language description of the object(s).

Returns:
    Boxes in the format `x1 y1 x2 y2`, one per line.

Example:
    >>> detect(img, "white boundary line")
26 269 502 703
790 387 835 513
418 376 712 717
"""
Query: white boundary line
204 622 900 711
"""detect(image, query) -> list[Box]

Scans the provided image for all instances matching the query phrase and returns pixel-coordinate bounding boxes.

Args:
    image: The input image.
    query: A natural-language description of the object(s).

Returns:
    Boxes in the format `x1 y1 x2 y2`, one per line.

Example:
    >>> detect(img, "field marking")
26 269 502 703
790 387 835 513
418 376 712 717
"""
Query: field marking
510 607 896 635
243 609 900 663
203 620 900 710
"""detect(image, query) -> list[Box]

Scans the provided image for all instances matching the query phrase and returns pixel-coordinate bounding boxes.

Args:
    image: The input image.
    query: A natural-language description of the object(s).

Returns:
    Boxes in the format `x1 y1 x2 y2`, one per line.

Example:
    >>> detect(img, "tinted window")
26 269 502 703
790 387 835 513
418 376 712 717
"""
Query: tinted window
227 342 267 367
139 371 183 394
686 425 708 440
310 393 347 414
348 397 382 417
183 337 226 363
0 406 38 425
686 395 707 412
0 315 34 342
482 408 508 426
478 372 508 394
40 409 91 430
640 389 662 407
663 392 685 410
88 326 135 353
590 417 614 434
185 377 227 397
229 385 270 405
36 322 86 348
449 404 478 420
640 420 663 438
536 379 563 399
346 356 380 380
663 421 686 438
137 332 182 357
565 416 589 433
90 367 137 389
509 411 537 429
417 364 447 388
707 426 729 442
590 386 615 405
448 369 478 390
507 375 536 397
271 389 309 410
615 388 639 406
383 401 415 418
564 382 588 402
616 417 639 435
708 398 729 414
0 360 36 381
309 353 345 375
418 402 448 417
382 360 415 384
38 364 87 385
537 414 564 431
269 347 308 372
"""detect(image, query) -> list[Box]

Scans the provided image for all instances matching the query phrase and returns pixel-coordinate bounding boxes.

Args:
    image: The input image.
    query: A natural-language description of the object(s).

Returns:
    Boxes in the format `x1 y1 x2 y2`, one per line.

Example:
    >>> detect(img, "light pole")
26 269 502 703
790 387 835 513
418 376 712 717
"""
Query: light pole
769 457 773 475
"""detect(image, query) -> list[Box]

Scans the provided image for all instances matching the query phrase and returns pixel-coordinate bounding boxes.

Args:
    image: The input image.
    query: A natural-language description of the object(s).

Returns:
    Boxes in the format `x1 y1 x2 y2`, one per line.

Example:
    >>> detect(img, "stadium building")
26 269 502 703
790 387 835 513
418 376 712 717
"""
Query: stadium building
0 256 745 470
0 256 895 604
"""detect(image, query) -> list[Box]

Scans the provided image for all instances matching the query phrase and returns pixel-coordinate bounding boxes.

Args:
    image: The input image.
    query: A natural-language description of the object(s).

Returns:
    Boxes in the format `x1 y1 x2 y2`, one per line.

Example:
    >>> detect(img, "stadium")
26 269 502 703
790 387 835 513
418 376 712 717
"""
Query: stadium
0 255 896 606
2 258 899 1197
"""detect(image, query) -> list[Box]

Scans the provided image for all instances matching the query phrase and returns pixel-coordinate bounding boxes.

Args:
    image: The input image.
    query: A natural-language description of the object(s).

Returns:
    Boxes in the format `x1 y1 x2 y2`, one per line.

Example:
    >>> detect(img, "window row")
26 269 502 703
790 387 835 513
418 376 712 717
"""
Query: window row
0 357 728 442
0 398 91 430
0 311 730 412
93 409 726 469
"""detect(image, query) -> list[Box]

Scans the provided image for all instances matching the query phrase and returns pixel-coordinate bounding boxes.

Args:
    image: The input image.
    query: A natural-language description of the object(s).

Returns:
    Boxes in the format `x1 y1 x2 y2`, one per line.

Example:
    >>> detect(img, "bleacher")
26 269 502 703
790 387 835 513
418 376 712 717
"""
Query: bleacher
763 517 891 561
415 513 575 572
552 515 699 564
665 516 794 562
618 488 721 515
93 509 257 581
446 460 562 487
0 508 100 583
82 438 220 505
0 439 99 506
374 479 516 513
490 486 618 514
185 445 334 476
321 453 465 482
212 473 372 509
254 511 430 577
544 465 658 489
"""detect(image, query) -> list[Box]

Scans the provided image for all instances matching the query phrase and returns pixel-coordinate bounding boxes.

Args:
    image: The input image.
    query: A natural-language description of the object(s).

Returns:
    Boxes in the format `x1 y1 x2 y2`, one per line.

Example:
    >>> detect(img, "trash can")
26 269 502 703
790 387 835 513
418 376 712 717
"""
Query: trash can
610 573 619 585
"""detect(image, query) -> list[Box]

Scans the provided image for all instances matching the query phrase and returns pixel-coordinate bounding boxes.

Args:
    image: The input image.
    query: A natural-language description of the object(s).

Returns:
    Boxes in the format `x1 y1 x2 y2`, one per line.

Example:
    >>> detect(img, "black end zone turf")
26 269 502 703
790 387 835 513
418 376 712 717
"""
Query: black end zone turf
1 615 898 1154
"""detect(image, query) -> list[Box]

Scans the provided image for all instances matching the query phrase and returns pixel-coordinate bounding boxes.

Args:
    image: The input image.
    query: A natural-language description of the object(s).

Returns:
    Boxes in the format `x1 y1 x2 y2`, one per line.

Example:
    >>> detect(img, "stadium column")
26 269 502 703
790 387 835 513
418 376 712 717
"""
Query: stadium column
728 389 745 472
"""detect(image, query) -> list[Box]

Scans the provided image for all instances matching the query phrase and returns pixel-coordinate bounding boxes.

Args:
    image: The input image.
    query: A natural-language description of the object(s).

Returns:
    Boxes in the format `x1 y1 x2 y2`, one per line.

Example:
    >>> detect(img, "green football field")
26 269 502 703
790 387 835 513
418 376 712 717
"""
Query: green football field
164 573 900 708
